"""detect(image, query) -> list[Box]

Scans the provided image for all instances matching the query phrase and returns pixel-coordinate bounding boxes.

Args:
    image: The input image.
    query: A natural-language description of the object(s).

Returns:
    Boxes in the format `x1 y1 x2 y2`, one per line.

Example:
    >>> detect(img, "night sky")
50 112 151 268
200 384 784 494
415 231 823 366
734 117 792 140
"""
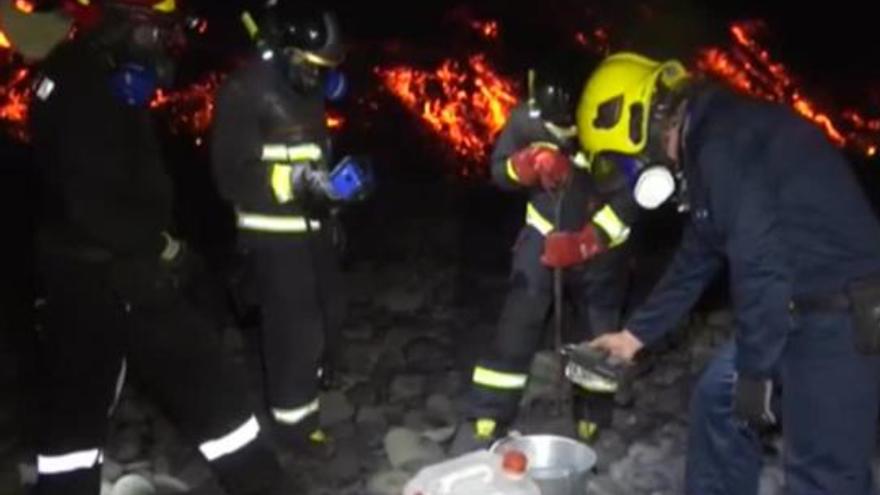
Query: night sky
185 0 880 109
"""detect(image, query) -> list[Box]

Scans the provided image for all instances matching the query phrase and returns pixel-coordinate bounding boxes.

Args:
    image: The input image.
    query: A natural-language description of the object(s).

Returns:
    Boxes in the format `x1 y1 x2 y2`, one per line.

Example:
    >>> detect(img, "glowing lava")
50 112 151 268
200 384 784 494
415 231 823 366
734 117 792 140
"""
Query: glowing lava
326 111 345 130
0 67 33 142
470 20 499 40
697 21 878 156
150 72 224 144
376 54 518 176
574 27 610 55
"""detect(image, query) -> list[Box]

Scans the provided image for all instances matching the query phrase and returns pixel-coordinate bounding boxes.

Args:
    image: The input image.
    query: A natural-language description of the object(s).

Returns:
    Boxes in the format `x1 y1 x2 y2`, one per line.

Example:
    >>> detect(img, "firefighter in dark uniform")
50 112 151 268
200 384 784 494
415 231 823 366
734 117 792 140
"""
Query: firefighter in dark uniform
210 3 349 460
451 59 639 453
29 1 297 493
0 2 73 493
576 53 880 495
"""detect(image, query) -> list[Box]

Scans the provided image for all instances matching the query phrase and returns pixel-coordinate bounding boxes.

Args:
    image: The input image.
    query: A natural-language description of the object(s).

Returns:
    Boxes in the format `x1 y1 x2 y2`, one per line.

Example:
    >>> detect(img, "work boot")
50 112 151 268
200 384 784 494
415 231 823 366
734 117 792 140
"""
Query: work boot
280 429 359 488
447 418 502 457
288 429 336 461
576 419 599 444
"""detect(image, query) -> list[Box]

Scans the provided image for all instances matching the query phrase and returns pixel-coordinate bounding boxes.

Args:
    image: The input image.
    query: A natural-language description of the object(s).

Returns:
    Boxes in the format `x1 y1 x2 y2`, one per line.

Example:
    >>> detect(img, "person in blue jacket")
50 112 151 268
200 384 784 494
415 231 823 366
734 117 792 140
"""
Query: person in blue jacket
546 52 880 495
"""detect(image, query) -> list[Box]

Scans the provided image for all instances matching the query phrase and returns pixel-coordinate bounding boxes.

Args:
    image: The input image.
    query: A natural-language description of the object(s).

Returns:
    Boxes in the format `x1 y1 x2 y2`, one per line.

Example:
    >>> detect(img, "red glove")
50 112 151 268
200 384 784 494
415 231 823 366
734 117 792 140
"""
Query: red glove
510 144 571 190
541 224 606 268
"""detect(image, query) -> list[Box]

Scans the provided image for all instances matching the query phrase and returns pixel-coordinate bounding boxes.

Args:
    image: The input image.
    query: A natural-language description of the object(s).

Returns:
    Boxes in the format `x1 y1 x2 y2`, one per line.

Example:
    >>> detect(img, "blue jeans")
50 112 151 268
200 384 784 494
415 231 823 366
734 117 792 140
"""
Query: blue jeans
687 313 880 495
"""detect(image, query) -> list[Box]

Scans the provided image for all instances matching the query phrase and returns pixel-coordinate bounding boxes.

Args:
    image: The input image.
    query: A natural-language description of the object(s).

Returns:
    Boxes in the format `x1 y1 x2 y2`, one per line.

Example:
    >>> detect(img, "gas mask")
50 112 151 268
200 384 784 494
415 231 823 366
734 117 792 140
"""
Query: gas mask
283 50 347 101
602 153 678 210
125 19 183 87
605 92 690 210
102 11 184 106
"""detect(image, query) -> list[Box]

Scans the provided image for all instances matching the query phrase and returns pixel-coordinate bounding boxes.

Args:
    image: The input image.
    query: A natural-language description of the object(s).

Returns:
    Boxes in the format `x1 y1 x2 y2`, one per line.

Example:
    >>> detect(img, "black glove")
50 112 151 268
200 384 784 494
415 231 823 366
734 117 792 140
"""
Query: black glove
733 375 776 428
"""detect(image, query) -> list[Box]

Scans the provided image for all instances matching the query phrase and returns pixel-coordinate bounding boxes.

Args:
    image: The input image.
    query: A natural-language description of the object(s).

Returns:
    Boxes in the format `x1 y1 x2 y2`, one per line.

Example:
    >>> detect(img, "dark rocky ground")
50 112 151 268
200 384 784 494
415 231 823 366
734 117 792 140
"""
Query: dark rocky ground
4 147 880 494
11 249 797 495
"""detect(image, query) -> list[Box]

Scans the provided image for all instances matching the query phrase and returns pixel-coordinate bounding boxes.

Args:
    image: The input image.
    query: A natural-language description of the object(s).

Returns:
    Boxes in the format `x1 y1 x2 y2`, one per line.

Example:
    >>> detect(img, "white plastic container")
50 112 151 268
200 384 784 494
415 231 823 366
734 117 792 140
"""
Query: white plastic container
403 449 541 495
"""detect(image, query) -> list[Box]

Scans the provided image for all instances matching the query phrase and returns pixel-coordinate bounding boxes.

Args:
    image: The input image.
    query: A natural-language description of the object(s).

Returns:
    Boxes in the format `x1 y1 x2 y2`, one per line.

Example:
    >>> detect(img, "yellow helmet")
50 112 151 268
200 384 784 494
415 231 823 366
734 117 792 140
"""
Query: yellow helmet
576 52 689 158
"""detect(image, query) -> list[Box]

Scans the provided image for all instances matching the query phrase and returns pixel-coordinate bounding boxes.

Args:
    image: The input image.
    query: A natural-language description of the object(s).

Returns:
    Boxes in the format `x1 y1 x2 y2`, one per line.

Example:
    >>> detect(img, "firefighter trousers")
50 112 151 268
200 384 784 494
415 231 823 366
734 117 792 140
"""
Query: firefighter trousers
32 254 286 495
239 231 346 442
466 227 630 428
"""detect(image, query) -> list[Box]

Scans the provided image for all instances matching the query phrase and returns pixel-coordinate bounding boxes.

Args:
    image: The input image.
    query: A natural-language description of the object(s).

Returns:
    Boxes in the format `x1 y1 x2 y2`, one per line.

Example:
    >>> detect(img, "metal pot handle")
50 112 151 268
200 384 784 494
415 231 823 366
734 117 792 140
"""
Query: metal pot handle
488 430 523 453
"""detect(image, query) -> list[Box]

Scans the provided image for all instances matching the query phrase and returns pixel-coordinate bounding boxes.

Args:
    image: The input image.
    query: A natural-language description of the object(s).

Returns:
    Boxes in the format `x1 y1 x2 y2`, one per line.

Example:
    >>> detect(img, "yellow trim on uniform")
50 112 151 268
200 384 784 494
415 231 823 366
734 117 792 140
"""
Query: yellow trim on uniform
572 151 591 171
525 202 554 236
286 143 323 162
153 0 175 13
592 204 630 247
309 429 328 444
577 420 599 441
241 11 259 39
530 141 559 151
261 144 289 162
261 143 322 163
472 366 528 390
475 418 498 439
272 397 320 425
236 211 321 233
506 158 521 183
270 164 294 203
296 49 340 68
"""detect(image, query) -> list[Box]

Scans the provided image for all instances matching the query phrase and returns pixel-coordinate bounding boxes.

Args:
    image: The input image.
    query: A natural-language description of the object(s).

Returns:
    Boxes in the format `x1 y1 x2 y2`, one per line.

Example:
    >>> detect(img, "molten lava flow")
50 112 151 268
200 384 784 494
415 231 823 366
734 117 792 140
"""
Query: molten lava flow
326 111 345 130
697 21 879 156
14 0 34 14
377 54 518 176
0 67 33 142
470 20 499 40
150 72 224 144
574 27 610 55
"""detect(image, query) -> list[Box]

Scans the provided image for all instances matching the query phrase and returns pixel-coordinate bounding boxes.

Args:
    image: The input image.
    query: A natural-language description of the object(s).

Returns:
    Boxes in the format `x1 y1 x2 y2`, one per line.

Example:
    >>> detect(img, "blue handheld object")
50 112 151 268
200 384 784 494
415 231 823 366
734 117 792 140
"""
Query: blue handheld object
110 63 158 108
329 156 372 201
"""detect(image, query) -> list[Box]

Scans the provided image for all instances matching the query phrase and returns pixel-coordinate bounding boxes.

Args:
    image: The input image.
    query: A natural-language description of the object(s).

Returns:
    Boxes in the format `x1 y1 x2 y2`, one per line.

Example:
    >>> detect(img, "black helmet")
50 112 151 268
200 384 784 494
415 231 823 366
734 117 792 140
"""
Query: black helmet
528 51 595 130
262 2 344 68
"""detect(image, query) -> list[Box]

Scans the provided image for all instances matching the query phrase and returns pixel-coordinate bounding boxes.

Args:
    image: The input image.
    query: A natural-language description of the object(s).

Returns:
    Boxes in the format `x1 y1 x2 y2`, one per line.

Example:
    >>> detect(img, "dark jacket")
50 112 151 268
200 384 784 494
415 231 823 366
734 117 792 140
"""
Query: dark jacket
30 37 172 259
211 57 330 219
627 86 880 378
491 103 637 246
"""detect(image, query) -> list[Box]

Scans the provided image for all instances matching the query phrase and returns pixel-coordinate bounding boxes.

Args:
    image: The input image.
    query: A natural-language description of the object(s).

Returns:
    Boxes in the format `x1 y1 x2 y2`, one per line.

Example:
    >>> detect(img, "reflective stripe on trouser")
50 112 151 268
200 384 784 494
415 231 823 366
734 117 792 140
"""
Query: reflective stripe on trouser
468 363 531 425
199 415 261 462
245 237 342 441
37 449 101 475
236 211 321 233
272 397 320 426
472 366 528 390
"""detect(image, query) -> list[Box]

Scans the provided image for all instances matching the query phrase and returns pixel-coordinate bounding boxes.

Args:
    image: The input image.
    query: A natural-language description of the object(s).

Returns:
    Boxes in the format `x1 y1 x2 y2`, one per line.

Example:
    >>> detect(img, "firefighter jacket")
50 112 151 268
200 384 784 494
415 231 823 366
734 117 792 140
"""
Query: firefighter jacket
30 37 173 260
211 57 330 234
491 104 637 248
